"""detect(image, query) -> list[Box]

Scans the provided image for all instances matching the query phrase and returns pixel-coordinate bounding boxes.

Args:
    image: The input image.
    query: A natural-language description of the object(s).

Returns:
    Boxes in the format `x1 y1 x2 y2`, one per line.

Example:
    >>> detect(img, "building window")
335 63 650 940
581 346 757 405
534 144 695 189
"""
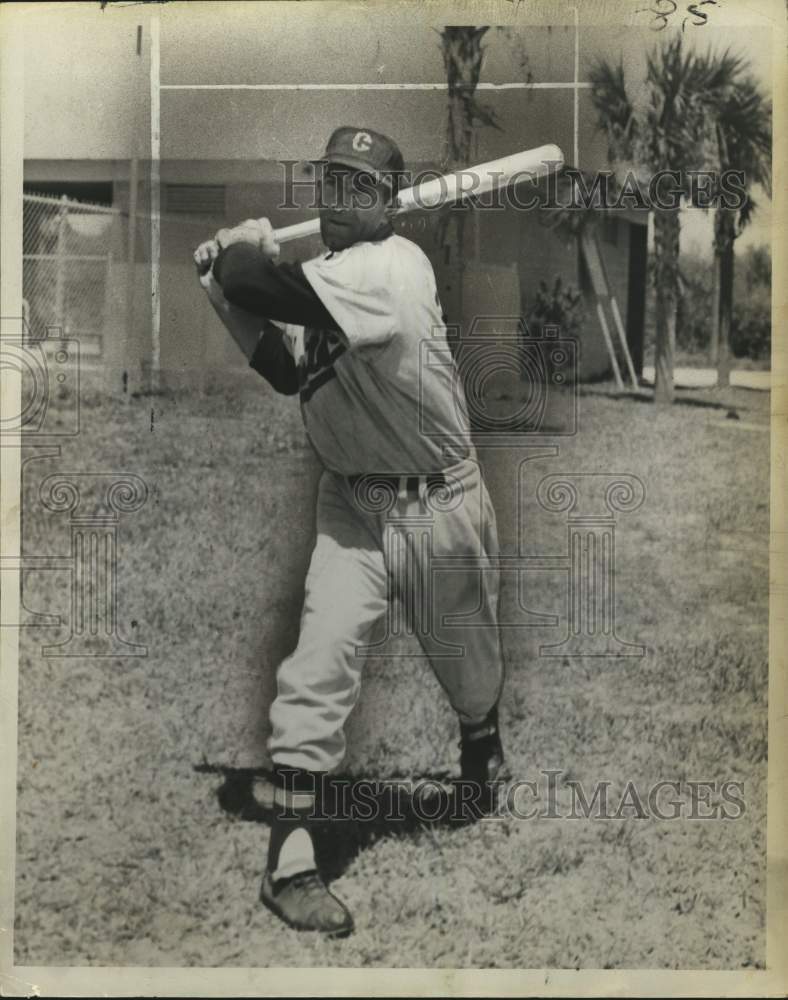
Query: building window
23 181 114 206
164 184 226 215
601 215 619 246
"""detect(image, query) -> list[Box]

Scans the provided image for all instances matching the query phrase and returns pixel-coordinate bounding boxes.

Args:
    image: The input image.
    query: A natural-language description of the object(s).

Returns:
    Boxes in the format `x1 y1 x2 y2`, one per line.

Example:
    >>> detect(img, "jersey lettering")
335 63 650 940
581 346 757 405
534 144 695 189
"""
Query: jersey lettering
298 328 347 403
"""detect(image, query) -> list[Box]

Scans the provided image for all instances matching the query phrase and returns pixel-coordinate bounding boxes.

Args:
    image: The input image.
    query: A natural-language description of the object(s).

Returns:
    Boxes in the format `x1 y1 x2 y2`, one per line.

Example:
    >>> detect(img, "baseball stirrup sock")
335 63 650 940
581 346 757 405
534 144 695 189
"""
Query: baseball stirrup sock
267 769 320 882
271 826 317 883
460 704 500 742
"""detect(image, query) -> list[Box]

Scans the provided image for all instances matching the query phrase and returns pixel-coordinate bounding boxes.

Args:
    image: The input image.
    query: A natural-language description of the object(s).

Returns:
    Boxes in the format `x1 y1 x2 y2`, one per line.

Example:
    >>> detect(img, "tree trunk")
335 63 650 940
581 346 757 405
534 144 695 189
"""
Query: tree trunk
652 208 680 406
713 208 736 388
709 255 720 365
439 26 488 338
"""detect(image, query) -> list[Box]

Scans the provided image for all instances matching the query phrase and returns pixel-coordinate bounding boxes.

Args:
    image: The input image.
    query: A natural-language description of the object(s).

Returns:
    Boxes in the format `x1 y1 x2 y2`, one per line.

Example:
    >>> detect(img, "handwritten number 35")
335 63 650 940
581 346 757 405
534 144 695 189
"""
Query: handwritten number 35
635 0 717 31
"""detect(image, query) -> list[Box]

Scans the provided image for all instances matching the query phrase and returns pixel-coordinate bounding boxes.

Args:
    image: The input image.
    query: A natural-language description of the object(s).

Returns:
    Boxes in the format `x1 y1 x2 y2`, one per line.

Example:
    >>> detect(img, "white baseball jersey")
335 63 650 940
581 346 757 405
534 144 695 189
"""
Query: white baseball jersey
202 223 504 782
281 235 471 475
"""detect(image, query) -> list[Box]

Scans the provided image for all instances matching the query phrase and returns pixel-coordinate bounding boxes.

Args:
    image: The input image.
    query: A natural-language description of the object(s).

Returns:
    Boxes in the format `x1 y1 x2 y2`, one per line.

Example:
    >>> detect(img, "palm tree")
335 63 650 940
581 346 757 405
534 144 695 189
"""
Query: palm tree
438 27 500 335
589 37 741 404
704 72 771 386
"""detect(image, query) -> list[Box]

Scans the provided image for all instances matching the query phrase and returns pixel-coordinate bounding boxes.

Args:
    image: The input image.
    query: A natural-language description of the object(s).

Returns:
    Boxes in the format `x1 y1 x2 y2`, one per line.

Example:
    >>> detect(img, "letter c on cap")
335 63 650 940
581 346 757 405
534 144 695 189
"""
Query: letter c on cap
352 131 373 152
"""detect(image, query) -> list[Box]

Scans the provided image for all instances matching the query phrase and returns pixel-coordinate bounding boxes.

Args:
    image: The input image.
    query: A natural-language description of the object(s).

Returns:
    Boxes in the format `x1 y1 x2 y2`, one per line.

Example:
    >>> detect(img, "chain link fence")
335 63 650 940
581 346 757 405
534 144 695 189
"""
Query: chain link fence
23 193 123 359
21 188 283 387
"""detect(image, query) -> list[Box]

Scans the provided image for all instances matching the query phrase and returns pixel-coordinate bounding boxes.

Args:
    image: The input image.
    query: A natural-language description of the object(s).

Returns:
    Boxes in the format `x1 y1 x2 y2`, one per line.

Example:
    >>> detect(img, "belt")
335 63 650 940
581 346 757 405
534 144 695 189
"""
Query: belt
346 472 447 500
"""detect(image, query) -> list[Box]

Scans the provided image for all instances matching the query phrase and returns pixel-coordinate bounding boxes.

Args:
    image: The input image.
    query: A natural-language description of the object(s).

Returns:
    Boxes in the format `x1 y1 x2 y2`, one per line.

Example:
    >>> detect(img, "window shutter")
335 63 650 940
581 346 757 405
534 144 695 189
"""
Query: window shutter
164 184 226 215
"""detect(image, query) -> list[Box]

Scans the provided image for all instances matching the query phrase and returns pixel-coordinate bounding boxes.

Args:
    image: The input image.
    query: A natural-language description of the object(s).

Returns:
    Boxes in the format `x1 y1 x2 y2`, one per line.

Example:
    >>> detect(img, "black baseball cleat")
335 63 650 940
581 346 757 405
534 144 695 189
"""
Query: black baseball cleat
457 705 505 818
260 869 354 938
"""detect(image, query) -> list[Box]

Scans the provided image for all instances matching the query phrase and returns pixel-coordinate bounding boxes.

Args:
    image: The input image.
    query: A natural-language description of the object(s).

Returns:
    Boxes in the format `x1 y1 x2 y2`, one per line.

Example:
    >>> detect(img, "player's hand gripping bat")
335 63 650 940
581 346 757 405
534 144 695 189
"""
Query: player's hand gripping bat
193 217 281 276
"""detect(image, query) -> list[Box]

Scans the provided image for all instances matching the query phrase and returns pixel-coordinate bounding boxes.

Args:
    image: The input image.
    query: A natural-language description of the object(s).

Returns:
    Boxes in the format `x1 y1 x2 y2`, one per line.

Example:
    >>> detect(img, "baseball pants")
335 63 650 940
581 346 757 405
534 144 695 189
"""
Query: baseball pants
268 456 504 773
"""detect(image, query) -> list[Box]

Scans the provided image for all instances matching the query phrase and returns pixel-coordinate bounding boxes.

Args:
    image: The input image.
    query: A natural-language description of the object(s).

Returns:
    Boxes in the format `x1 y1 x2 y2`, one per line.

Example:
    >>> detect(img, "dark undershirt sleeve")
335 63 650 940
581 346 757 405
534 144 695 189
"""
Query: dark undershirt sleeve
213 243 340 331
249 322 300 396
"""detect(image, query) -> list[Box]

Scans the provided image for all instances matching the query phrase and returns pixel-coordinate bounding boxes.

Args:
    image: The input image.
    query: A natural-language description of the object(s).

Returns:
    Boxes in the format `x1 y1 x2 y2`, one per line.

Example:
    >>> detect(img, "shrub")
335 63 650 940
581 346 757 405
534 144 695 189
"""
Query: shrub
731 296 771 360
675 260 713 354
525 276 585 339
731 245 771 360
646 244 771 361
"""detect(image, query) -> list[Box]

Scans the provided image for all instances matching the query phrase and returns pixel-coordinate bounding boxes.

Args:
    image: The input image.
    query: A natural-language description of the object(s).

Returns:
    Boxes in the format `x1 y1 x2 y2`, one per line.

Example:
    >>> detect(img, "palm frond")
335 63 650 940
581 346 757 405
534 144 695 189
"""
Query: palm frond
715 74 772 189
588 58 637 164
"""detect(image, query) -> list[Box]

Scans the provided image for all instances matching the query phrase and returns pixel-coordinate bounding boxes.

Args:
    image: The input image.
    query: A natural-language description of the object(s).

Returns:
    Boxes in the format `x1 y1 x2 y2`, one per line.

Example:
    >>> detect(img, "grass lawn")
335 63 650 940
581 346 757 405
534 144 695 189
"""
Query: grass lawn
13 373 769 969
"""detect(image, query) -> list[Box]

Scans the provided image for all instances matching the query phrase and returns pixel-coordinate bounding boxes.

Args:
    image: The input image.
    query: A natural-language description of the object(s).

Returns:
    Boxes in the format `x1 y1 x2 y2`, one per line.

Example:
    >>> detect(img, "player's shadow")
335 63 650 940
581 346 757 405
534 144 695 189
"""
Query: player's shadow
196 764 487 880
578 386 749 413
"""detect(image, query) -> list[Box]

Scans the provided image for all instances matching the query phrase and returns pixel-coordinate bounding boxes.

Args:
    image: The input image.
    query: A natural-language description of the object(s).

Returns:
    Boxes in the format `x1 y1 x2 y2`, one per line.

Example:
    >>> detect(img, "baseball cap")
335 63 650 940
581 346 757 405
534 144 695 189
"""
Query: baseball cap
313 126 405 189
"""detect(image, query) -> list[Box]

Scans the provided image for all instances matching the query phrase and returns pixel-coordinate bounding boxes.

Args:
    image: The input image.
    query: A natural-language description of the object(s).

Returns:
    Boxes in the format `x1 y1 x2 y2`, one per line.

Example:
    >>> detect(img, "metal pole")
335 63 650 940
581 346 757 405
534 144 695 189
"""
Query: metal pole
123 157 138 390
610 294 639 389
103 249 114 362
54 194 68 332
596 300 624 390
150 10 161 392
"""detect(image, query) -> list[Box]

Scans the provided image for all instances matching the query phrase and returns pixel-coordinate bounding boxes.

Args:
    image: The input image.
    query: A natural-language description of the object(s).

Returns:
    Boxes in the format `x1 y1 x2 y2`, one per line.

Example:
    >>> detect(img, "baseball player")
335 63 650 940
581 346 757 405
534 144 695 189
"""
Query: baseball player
194 127 505 938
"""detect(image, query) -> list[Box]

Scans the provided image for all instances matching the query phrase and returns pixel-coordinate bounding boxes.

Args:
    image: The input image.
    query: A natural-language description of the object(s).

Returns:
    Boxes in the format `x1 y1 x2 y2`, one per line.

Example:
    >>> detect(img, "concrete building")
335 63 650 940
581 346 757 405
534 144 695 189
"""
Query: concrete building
21 5 647 389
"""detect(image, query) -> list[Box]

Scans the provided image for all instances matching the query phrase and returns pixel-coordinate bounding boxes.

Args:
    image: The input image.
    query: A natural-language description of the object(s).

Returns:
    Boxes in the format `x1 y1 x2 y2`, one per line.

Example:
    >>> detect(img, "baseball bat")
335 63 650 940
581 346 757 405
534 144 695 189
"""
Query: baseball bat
271 143 564 245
